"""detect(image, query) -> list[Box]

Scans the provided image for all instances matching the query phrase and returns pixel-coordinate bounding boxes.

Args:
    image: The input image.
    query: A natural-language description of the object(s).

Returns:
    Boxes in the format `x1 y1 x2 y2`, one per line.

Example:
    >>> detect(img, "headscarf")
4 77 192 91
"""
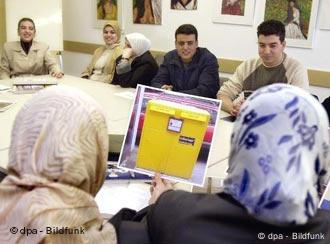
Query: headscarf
126 33 151 57
0 86 116 243
224 84 330 225
103 21 121 44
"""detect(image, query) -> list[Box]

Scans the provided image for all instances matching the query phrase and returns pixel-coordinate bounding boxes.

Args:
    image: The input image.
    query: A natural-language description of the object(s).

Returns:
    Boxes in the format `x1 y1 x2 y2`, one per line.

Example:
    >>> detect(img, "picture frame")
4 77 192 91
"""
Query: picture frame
171 0 198 10
133 0 162 25
212 0 255 26
93 0 122 28
261 0 319 48
319 0 330 30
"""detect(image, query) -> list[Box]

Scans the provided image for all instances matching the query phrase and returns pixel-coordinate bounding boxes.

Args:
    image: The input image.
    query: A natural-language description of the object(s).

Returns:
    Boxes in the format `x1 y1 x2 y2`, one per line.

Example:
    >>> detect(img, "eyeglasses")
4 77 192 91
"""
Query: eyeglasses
176 41 195 47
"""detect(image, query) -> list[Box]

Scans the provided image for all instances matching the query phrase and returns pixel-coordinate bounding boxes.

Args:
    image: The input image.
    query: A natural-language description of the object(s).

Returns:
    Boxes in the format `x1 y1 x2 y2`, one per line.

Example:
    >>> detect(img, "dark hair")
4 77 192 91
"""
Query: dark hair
17 17 35 31
257 19 285 43
175 24 198 41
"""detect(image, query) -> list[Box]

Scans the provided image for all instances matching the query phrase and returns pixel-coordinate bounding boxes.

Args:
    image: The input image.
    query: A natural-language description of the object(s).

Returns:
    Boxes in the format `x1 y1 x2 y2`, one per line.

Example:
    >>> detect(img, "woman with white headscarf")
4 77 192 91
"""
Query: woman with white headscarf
144 84 330 243
0 86 116 243
112 33 158 88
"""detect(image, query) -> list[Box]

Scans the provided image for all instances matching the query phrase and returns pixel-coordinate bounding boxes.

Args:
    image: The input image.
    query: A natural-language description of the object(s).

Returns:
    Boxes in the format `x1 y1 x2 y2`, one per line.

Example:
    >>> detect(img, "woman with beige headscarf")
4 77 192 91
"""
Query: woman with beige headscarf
112 33 158 88
0 86 116 243
81 21 122 83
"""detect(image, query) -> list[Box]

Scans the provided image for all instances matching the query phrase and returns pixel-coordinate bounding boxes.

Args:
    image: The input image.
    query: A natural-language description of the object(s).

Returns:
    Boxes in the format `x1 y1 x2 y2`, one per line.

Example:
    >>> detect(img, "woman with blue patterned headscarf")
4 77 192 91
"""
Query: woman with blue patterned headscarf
143 84 330 244
224 83 329 225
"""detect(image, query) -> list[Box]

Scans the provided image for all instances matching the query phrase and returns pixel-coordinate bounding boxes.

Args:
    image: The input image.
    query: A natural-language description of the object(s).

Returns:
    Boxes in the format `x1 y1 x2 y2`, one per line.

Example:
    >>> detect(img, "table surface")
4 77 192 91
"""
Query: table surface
0 75 233 180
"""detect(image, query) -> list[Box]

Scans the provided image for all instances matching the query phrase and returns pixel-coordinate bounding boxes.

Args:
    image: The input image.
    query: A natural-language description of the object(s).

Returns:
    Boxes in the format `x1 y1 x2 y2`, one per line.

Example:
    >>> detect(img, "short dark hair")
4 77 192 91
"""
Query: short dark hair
257 19 285 42
17 17 35 31
175 24 198 41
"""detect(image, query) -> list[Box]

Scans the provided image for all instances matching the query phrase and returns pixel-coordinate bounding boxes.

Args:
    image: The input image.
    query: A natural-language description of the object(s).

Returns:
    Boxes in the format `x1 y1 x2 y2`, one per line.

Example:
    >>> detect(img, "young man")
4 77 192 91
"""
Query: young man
151 24 220 98
217 19 309 116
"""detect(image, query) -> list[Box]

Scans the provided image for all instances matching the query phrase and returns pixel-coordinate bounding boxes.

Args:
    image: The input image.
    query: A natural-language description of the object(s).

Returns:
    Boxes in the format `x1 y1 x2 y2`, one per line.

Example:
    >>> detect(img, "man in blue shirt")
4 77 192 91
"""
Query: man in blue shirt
151 24 220 98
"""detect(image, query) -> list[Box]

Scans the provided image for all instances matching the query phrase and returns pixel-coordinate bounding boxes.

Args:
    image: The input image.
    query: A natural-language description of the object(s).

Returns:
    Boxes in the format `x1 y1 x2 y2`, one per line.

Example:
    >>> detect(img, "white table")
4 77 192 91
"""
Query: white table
0 75 135 168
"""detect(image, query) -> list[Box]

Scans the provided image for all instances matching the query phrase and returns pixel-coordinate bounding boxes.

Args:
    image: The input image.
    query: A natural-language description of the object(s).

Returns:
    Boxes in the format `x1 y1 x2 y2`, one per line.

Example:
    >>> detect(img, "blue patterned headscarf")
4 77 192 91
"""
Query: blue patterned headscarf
224 84 330 225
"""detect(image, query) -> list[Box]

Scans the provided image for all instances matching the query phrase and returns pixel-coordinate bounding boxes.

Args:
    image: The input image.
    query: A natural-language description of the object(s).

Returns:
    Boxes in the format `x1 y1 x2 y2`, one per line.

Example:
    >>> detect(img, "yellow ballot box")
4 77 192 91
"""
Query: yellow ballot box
136 100 210 179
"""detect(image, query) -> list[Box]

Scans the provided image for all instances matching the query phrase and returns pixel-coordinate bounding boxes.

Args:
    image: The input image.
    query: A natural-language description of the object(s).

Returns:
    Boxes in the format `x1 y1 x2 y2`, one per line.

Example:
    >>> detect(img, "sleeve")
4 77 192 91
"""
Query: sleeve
287 61 309 91
81 50 98 78
116 60 156 88
150 54 171 88
217 62 245 100
179 54 220 98
44 48 61 74
0 45 11 79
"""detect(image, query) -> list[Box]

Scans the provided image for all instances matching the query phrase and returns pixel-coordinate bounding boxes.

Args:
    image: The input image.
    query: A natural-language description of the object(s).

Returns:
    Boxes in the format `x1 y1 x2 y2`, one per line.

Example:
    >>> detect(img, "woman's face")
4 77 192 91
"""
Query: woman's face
124 39 131 48
18 20 35 42
289 1 295 7
103 26 117 45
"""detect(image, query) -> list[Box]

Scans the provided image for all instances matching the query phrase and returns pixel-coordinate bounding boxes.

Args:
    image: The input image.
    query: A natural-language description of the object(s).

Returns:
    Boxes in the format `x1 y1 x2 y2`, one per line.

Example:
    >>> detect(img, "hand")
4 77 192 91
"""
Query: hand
161 85 173 91
149 173 173 205
122 48 134 59
51 71 63 78
231 98 245 116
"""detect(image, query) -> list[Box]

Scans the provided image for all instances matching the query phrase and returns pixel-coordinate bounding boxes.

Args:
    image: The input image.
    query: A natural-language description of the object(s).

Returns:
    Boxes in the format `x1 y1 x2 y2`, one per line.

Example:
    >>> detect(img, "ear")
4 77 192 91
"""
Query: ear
282 40 286 48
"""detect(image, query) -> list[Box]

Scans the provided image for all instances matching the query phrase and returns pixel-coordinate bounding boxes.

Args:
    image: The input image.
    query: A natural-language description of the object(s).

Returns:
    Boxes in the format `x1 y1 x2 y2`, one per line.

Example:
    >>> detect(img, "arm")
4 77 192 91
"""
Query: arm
81 49 100 78
217 63 245 114
286 59 309 91
44 49 63 78
0 45 11 79
179 55 220 98
151 55 171 88
116 60 156 88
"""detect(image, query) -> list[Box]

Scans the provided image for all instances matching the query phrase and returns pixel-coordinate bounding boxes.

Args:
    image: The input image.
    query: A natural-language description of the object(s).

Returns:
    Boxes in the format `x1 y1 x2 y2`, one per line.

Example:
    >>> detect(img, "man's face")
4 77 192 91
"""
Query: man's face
258 34 285 67
18 21 35 42
175 34 198 63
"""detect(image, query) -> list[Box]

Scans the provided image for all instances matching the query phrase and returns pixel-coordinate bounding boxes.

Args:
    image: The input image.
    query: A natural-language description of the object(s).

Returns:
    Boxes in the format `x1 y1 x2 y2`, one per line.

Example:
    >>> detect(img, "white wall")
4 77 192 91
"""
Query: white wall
62 0 329 100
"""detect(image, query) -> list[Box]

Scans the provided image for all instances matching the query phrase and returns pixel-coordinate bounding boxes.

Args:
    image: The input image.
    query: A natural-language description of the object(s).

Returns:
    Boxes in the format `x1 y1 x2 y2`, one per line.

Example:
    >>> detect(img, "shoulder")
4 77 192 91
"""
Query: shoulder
236 57 261 73
93 46 106 55
164 49 177 59
33 41 49 49
198 47 216 57
3 41 21 51
283 54 305 70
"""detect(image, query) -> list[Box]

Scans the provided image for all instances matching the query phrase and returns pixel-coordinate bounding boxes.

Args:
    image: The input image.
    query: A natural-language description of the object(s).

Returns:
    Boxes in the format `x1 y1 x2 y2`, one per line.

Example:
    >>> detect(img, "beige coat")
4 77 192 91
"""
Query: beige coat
0 41 61 79
81 44 122 83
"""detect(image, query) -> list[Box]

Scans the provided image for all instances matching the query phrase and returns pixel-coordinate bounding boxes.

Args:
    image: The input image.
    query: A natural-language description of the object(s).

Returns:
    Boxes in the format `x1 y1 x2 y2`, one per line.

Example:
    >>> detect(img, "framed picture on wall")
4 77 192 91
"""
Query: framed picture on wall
93 0 122 28
133 0 162 25
262 0 319 48
319 0 330 30
212 0 255 26
171 0 198 10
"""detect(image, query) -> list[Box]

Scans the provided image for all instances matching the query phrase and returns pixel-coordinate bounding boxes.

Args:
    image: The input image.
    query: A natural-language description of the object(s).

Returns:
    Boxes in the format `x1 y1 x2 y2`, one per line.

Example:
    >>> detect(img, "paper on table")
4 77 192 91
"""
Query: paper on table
95 182 150 216
0 84 11 91
114 91 136 100
0 100 15 112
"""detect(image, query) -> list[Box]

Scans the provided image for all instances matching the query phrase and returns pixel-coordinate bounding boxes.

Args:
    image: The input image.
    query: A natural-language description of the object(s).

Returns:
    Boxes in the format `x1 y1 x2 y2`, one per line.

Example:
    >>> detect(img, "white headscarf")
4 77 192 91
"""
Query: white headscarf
0 86 116 243
126 33 151 57
224 84 330 225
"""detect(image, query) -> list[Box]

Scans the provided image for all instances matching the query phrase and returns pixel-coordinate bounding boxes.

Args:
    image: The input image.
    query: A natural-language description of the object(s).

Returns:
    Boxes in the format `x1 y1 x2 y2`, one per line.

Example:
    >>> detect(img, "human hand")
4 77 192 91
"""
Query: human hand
231 96 245 117
122 48 134 59
149 173 173 205
161 85 173 91
51 71 63 78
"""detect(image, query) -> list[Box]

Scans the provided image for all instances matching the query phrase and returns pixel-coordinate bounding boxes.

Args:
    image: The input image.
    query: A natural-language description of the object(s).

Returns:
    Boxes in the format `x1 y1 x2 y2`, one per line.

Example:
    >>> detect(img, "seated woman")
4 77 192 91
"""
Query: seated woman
112 33 158 88
146 84 330 243
0 17 62 79
0 86 116 243
81 21 122 83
